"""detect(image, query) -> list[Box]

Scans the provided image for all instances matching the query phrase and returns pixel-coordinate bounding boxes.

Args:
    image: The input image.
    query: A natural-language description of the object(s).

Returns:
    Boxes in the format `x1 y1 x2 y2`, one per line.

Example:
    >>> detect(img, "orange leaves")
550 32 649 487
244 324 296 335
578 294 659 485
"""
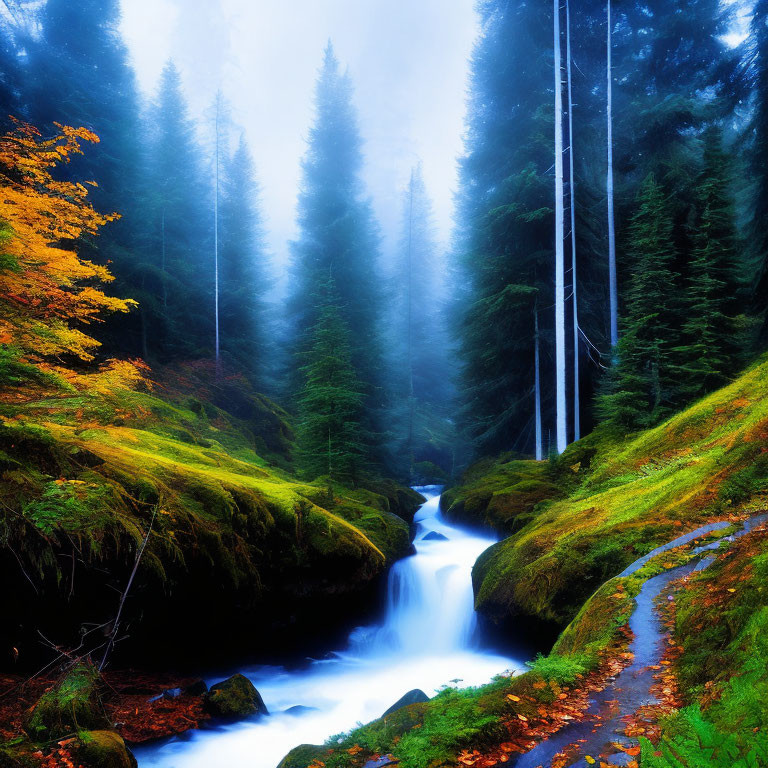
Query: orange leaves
0 121 140 391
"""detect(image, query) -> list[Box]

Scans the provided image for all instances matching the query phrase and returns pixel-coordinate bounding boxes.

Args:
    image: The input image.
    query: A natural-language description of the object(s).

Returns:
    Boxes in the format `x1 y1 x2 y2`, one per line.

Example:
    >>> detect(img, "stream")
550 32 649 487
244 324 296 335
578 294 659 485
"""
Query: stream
134 486 525 768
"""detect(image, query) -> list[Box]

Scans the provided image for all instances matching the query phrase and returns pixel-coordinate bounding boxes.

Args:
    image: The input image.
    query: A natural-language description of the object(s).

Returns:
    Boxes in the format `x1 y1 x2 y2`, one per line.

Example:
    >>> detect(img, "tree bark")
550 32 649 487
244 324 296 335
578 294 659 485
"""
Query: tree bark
554 0 568 454
607 0 618 348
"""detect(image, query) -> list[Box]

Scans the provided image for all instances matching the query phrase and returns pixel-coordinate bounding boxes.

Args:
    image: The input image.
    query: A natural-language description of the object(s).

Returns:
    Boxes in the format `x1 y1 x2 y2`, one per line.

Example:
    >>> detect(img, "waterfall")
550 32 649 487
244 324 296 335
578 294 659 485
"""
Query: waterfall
135 487 524 768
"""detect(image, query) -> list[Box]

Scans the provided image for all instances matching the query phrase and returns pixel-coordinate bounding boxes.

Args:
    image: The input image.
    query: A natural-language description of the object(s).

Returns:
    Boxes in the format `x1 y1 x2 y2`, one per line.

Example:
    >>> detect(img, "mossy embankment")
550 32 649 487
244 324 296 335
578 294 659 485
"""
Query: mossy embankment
0 369 422 670
472 358 768 635
440 455 563 536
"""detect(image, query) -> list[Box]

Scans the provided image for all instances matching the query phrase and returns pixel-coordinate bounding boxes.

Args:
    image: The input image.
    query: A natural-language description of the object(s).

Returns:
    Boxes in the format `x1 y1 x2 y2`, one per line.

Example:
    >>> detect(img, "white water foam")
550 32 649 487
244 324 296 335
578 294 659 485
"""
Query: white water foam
135 486 524 768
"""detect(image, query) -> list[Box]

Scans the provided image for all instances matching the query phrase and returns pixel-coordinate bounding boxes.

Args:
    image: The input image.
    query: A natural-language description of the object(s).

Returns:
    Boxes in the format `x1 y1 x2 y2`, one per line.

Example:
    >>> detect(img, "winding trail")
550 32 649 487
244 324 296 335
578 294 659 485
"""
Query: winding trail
513 513 768 768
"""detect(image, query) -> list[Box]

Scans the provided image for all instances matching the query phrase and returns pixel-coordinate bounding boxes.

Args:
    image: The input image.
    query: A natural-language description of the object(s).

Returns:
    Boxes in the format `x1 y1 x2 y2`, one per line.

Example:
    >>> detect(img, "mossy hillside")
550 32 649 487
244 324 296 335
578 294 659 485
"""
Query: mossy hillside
0 383 419 667
440 454 563 535
473 359 768 631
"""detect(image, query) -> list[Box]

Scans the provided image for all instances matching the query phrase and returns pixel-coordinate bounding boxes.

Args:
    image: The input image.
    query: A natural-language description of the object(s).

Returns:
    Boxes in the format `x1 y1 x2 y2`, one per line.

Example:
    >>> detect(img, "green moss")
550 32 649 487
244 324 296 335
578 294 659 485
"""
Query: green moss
276 744 327 768
472 359 768 630
24 664 110 741
442 456 562 535
0 741 37 768
203 673 266 718
76 731 137 768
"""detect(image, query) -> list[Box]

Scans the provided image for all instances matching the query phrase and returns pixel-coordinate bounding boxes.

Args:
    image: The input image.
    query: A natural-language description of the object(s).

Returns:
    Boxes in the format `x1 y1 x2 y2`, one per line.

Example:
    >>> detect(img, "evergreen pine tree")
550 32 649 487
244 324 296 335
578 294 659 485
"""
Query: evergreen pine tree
289 43 386 462
674 128 742 399
296 281 367 485
27 0 141 233
455 0 556 456
599 176 681 429
26 0 146 357
391 164 453 479
219 134 270 387
143 61 211 360
746 0 768 343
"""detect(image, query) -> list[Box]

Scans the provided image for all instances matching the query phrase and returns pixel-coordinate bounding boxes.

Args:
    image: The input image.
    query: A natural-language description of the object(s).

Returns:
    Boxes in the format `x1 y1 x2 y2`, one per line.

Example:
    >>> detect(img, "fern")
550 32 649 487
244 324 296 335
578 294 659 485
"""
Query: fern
640 707 768 768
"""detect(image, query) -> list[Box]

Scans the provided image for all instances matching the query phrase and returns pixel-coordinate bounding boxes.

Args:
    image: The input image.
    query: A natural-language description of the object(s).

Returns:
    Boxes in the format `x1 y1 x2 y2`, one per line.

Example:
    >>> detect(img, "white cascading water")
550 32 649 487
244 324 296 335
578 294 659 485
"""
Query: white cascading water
135 487 524 768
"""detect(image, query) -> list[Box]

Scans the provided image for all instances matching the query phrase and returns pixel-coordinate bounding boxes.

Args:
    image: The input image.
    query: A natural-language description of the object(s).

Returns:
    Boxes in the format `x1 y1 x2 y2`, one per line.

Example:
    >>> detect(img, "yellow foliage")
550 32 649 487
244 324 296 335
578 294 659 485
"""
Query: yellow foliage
0 122 136 369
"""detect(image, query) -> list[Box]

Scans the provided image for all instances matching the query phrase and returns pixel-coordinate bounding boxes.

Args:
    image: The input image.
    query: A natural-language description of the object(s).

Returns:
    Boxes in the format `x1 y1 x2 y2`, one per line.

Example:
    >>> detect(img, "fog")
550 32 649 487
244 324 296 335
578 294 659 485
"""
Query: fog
120 0 478 265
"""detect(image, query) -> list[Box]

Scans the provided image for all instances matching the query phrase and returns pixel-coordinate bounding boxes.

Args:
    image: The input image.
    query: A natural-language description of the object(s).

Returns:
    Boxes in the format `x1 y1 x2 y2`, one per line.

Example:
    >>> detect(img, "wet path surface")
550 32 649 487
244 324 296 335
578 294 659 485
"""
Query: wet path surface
514 513 768 768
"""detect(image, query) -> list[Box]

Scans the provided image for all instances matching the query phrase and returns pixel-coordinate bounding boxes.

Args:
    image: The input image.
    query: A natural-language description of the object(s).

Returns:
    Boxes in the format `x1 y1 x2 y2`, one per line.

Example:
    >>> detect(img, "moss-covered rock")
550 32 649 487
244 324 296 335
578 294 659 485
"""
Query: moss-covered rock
441 455 561 535
381 688 430 717
203 673 267 718
276 744 327 768
23 665 110 741
76 731 137 768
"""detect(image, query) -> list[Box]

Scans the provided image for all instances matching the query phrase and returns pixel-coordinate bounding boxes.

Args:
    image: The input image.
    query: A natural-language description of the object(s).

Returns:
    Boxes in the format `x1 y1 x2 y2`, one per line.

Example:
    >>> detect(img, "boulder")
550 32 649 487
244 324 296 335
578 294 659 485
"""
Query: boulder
76 731 137 768
422 531 448 542
283 705 318 716
381 689 430 717
276 744 326 768
24 664 110 740
203 673 267 718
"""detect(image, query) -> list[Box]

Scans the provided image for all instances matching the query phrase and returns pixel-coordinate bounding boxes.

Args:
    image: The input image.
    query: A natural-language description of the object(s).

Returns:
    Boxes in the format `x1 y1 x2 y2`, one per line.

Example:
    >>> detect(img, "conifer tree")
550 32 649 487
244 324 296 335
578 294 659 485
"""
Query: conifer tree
296 281 367 485
26 0 145 357
219 135 269 386
746 0 768 342
455 1 555 456
143 61 211 360
290 45 383 388
391 164 453 478
599 176 680 429
27 0 141 221
289 43 385 459
674 128 741 398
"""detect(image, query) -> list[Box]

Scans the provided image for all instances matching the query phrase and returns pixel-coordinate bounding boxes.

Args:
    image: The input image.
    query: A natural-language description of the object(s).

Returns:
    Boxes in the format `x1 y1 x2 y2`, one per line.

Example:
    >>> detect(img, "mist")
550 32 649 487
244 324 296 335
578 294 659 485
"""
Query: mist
121 0 477 267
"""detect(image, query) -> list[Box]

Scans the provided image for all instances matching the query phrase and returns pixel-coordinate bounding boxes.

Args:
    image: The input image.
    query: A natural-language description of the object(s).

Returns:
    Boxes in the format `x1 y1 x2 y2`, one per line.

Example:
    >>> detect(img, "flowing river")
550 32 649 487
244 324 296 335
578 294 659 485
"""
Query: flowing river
135 486 526 768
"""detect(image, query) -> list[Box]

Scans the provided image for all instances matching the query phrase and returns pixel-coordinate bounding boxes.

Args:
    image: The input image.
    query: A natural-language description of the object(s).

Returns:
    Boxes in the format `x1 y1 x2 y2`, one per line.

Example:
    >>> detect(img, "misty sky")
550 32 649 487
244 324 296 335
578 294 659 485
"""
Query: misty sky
120 0 478 267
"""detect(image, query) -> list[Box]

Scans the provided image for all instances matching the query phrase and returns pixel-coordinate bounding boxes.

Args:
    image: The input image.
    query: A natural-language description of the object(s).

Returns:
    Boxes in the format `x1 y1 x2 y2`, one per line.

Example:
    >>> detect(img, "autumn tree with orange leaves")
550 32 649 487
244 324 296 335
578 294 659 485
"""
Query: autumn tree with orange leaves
0 122 139 392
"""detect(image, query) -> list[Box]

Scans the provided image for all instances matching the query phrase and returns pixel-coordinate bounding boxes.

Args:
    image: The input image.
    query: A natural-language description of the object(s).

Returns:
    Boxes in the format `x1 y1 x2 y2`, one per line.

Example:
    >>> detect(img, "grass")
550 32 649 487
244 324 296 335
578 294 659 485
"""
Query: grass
472 358 768 630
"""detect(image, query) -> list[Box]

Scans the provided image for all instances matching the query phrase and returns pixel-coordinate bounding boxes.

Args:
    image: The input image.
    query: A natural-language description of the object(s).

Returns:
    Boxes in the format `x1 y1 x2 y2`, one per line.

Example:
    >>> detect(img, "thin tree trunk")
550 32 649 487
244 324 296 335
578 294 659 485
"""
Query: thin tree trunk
535 305 543 461
161 208 167 310
554 0 568 454
567 0 580 442
406 170 415 479
213 95 221 373
607 0 618 348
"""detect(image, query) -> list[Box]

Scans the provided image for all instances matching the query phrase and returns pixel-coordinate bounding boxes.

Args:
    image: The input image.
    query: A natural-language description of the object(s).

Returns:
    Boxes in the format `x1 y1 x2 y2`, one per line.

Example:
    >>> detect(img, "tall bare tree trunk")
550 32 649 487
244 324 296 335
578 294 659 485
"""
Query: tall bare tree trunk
535 304 543 461
406 169 415 479
213 93 221 373
566 0 580 442
554 0 567 454
607 0 618 348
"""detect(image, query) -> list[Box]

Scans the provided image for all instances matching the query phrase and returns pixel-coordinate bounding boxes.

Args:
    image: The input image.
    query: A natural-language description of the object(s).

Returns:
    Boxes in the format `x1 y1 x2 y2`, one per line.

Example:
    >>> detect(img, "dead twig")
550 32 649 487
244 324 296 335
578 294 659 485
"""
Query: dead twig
99 506 156 671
